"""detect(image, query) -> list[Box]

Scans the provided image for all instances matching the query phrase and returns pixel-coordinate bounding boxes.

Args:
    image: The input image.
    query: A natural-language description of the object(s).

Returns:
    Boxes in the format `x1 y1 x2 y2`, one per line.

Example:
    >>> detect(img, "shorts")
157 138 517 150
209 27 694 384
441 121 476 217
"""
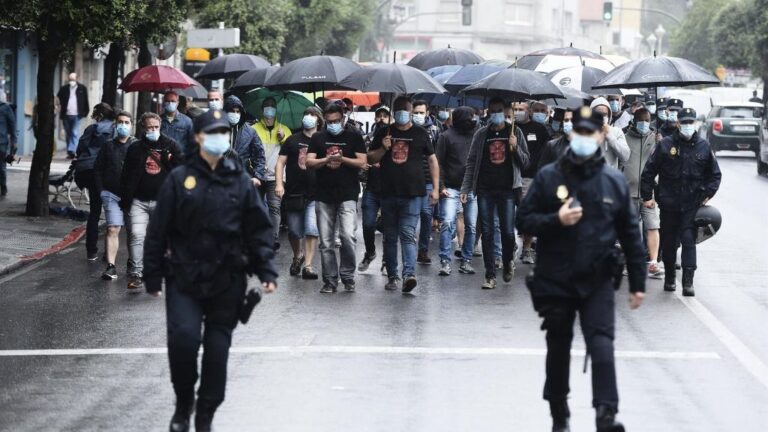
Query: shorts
637 199 660 230
521 177 534 199
100 190 124 227
286 200 319 239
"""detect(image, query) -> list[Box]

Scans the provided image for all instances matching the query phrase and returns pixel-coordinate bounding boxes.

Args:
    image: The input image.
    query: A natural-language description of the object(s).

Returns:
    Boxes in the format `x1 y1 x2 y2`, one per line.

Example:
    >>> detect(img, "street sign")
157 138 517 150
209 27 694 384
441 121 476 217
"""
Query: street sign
187 28 240 49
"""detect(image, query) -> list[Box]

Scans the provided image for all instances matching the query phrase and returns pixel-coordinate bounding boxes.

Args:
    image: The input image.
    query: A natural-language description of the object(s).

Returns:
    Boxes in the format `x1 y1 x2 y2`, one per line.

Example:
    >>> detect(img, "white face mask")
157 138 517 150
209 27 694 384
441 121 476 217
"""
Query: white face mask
69 80 76 86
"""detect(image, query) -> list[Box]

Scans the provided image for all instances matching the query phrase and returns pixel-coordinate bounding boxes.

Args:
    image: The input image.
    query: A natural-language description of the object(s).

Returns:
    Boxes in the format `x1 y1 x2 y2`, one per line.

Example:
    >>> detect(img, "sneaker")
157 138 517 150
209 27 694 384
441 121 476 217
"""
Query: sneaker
380 261 388 276
127 274 143 290
320 283 337 294
358 252 376 272
301 266 319 280
101 264 117 281
343 281 356 292
521 248 536 264
648 261 665 279
385 278 400 291
289 255 304 276
503 260 515 282
87 252 99 262
459 261 476 274
481 277 497 290
494 256 503 269
402 276 417 293
438 260 451 276
417 251 432 264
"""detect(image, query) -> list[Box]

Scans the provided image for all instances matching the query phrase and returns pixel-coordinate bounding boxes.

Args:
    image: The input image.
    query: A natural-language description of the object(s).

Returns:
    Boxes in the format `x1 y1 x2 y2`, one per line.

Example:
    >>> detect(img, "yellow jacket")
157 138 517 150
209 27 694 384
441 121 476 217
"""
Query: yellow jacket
253 119 289 180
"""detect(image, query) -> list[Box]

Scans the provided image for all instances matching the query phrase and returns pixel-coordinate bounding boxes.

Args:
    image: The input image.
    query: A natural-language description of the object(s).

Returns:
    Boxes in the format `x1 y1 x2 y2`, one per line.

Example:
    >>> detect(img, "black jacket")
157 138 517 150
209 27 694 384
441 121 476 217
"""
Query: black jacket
435 106 475 190
517 149 646 299
143 156 277 297
94 136 137 195
57 83 89 119
640 130 721 212
537 135 570 171
119 135 183 209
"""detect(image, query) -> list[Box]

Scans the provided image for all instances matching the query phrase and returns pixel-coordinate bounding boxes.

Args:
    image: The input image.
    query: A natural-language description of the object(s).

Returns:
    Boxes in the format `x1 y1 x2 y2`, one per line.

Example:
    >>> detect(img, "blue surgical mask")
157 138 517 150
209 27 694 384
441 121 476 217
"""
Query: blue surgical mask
668 111 678 122
489 112 505 125
647 104 657 115
208 100 222 110
394 110 411 126
302 115 318 130
570 134 599 157
116 123 131 138
608 100 621 113
636 121 650 135
562 121 573 135
412 113 426 126
532 112 548 124
227 112 241 125
145 130 160 142
263 106 277 118
658 110 668 121
438 110 449 121
680 124 696 138
327 122 343 136
551 120 561 132
202 132 230 157
163 101 178 113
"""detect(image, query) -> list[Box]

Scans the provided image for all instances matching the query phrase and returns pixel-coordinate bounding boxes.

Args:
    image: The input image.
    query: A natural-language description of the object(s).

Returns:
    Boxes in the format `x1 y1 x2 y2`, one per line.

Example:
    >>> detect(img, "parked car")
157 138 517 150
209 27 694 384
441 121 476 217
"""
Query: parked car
699 102 764 157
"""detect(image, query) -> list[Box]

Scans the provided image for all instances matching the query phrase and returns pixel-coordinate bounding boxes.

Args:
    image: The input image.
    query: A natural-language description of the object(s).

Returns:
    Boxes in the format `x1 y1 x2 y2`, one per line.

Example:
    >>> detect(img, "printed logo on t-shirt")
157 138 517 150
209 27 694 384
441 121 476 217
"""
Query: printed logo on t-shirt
326 145 341 157
298 146 308 170
488 139 506 164
391 139 410 164
145 150 161 175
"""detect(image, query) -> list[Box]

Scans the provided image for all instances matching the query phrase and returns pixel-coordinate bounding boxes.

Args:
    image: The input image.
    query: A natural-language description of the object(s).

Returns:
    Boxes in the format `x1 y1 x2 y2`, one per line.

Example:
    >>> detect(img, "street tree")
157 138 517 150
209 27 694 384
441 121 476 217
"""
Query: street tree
748 0 768 102
710 1 753 70
669 0 728 71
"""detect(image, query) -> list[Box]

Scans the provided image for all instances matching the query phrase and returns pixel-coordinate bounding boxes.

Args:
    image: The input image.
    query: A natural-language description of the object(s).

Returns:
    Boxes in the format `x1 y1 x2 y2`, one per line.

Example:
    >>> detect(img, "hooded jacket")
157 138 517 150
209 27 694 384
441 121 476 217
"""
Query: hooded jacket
224 95 267 181
623 122 657 199
590 97 631 169
94 135 138 195
435 106 475 190
0 101 16 152
460 123 530 195
75 119 114 172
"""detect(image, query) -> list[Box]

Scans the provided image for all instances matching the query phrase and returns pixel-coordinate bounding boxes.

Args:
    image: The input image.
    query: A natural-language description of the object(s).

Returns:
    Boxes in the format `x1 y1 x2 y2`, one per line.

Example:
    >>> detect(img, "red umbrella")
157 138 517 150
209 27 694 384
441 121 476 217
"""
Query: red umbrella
119 65 197 93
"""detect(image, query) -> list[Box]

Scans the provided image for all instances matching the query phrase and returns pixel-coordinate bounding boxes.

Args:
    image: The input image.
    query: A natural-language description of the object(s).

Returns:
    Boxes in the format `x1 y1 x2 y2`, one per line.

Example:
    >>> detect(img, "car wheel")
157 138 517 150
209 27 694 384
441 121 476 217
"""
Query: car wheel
758 158 768 176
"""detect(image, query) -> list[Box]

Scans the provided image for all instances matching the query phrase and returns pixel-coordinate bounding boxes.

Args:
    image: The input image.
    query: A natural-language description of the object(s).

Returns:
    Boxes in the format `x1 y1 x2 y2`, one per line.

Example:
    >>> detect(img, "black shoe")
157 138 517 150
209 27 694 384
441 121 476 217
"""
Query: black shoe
402 276 417 293
127 274 143 291
682 267 695 297
343 281 356 292
384 278 400 291
0 185 7 196
503 260 515 282
289 255 304 276
663 269 677 292
169 391 194 432
320 283 337 294
595 405 624 432
481 276 497 290
417 251 432 264
301 266 318 280
87 252 99 261
194 399 216 432
549 399 571 432
101 264 117 281
67 152 75 159
358 252 376 271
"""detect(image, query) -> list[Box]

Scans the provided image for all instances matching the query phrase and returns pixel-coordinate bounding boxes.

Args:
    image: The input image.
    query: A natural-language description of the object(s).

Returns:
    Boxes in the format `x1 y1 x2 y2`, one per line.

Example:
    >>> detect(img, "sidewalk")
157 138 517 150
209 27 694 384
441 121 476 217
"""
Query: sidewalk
0 158 88 275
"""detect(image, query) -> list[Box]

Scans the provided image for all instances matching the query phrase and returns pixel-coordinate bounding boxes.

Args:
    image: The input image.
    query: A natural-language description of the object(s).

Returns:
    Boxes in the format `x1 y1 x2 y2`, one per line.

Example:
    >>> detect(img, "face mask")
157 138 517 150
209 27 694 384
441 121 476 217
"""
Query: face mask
202 132 230 157
680 124 696 138
489 112 505 125
532 112 548 124
658 110 668 121
263 106 276 118
412 113 426 126
163 102 178 113
394 110 411 126
551 120 561 132
636 121 651 135
209 100 222 110
438 111 449 121
647 104 657 114
227 112 241 125
69 80 76 86
116 124 131 138
570 134 599 157
302 115 318 130
472 115 480 123
327 122 343 136
608 100 621 113
668 111 678 122
562 121 573 135
514 111 527 123
145 130 160 142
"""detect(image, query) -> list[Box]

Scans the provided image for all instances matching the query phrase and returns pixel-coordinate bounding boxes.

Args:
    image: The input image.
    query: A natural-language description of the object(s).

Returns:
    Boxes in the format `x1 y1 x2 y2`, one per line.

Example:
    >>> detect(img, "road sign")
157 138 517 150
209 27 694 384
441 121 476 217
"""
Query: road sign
187 28 240 49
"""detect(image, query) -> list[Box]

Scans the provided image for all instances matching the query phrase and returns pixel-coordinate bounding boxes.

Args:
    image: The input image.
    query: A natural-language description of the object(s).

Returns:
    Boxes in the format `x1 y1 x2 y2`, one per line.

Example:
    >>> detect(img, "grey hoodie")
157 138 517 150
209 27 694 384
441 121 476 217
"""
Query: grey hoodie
460 123 529 195
591 97 630 169
623 124 657 199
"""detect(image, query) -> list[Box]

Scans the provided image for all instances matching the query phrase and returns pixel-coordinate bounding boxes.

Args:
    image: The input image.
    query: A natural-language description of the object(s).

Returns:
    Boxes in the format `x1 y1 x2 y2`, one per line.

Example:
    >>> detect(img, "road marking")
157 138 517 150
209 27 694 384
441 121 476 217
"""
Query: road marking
0 345 720 360
675 282 768 390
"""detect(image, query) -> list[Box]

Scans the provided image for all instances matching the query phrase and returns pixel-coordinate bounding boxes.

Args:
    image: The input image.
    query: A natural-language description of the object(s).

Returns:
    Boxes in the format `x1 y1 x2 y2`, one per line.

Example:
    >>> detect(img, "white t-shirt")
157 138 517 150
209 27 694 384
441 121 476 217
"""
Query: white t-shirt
66 84 78 116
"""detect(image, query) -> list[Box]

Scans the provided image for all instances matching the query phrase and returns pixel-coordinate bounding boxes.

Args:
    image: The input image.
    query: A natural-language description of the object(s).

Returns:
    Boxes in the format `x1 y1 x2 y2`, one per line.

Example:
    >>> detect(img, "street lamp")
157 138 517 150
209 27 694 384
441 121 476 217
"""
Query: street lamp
646 33 658 56
654 24 666 55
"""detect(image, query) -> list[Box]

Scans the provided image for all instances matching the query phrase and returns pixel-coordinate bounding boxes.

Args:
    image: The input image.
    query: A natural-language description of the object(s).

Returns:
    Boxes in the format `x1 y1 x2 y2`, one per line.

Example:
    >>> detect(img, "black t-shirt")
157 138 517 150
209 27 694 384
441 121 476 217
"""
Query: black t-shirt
370 125 435 197
134 146 170 201
478 125 515 192
517 121 550 178
308 129 366 203
279 132 316 198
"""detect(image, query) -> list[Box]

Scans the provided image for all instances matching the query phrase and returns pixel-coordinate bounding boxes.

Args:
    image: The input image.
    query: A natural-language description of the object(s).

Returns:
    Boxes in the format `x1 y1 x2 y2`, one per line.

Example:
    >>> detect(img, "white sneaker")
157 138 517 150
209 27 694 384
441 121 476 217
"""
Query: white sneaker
648 261 665 279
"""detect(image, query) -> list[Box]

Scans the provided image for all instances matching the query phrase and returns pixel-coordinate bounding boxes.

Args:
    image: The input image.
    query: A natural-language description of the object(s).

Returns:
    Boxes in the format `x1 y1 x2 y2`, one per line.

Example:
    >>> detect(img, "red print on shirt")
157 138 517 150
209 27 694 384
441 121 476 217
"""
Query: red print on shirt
145 151 162 175
489 140 506 164
391 140 409 164
298 147 308 170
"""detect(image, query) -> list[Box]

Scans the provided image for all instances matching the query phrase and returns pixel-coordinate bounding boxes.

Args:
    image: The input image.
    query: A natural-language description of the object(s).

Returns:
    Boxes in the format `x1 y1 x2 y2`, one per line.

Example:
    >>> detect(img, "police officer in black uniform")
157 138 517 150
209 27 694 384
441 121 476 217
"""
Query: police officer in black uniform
143 109 278 432
658 98 684 139
517 106 647 432
640 107 721 296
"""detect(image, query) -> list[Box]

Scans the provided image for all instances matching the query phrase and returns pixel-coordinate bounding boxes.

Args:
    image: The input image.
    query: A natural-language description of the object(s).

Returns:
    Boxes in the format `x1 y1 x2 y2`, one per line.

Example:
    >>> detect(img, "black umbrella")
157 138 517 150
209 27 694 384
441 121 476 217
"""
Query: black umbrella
264 55 361 92
515 45 614 73
230 65 281 92
541 86 594 109
338 63 447 95
460 68 564 101
591 55 720 89
443 64 504 95
172 80 208 99
407 47 484 71
195 54 271 80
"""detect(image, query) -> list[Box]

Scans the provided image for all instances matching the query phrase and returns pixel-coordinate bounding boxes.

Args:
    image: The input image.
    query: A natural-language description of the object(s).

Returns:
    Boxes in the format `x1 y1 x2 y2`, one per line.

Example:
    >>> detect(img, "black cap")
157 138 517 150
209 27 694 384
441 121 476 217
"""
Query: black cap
194 109 231 133
667 98 684 111
679 107 697 122
656 97 668 109
643 94 656 104
572 106 603 132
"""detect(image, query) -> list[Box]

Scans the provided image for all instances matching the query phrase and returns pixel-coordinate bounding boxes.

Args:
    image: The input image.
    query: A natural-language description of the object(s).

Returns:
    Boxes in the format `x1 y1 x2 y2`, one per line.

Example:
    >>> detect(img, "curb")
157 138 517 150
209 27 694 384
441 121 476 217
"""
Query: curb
0 225 86 277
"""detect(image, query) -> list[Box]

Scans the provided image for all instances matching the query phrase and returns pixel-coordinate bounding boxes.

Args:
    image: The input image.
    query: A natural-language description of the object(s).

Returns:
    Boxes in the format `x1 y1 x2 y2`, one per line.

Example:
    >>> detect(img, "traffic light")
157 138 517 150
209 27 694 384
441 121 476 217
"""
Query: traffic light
603 1 613 22
462 0 472 26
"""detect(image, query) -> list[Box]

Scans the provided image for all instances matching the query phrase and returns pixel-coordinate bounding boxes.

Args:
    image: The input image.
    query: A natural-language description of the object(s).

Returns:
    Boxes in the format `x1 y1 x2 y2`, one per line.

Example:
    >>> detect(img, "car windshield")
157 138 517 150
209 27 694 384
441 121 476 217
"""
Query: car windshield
720 107 759 118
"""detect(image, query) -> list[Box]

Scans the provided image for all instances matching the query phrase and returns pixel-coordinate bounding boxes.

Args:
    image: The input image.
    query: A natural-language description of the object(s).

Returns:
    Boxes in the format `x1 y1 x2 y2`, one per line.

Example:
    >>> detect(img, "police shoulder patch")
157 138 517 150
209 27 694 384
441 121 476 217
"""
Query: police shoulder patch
556 184 568 201
184 175 197 190
670 146 677 156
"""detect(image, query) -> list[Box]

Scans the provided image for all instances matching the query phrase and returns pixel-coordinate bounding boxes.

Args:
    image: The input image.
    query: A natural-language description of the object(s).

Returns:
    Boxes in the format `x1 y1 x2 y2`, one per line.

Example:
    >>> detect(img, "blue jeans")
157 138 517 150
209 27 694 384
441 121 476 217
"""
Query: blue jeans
316 200 357 287
418 184 435 253
381 196 420 279
64 115 80 153
285 201 319 240
478 190 517 278
361 189 381 256
438 188 477 262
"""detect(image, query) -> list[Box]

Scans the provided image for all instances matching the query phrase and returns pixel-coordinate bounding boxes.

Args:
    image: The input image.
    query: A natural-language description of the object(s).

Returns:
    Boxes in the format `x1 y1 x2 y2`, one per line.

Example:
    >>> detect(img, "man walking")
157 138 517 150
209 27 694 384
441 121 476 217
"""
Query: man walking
412 99 441 264
223 95 266 185
590 97 630 169
57 72 89 159
0 96 17 196
160 91 195 158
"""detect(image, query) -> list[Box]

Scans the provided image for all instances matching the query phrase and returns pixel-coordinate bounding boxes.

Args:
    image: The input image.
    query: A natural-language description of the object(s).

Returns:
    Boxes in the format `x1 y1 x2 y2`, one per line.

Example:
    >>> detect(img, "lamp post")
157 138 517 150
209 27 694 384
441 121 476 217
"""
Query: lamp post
654 24 666 56
646 33 658 56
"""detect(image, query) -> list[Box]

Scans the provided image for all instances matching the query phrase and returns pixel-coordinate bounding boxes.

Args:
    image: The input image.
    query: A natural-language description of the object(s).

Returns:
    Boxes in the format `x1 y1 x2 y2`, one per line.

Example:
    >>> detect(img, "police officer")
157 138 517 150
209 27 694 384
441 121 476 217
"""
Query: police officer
517 106 647 432
651 97 668 132
640 107 721 296
658 98 684 139
143 109 278 432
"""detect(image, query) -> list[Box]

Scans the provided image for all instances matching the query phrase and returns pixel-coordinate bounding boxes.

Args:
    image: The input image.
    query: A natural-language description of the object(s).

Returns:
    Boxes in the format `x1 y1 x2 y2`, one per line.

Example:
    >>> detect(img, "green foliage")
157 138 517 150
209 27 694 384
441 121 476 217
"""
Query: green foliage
710 1 753 69
669 0 728 71
749 0 768 78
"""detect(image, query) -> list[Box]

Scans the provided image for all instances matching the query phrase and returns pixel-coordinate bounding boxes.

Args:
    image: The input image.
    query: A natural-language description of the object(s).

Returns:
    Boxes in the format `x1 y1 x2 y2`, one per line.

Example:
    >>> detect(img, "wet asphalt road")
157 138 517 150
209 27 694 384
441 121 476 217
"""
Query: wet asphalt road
0 152 767 431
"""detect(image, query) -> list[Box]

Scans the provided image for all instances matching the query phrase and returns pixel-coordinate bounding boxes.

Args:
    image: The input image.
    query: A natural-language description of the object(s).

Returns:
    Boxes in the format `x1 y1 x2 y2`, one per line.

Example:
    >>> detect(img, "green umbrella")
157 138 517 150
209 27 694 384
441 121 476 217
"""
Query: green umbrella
244 88 314 131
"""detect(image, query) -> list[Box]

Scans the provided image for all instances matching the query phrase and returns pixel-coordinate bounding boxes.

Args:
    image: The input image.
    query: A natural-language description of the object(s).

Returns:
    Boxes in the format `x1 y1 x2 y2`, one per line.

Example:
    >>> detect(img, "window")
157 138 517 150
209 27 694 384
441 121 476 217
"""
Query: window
720 107 759 118
438 0 461 23
504 1 533 26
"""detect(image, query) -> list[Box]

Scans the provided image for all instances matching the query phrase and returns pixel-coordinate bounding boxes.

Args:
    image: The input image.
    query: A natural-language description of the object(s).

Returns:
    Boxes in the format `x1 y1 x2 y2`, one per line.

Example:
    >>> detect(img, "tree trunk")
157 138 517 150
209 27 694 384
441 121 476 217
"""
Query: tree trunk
101 42 123 108
136 37 153 119
25 35 62 217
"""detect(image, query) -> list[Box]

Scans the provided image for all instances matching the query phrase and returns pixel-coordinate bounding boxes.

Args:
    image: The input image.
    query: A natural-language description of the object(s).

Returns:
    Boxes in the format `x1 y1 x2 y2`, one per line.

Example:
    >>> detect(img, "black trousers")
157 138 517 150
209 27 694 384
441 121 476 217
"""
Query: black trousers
539 283 618 409
660 208 698 270
75 170 103 255
165 277 244 408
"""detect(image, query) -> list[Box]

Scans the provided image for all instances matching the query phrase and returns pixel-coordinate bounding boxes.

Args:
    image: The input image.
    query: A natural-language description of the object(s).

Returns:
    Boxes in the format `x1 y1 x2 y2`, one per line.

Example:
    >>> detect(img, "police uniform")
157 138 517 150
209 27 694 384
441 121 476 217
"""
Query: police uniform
658 98 684 138
143 109 277 432
640 108 721 296
650 97 667 131
517 106 646 432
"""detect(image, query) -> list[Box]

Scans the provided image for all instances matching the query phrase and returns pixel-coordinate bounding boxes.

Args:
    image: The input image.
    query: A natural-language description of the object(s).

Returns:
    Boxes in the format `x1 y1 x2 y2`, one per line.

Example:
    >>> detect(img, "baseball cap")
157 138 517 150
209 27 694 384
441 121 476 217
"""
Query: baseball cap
678 107 697 122
667 98 684 112
572 106 603 132
656 97 668 109
194 109 231 133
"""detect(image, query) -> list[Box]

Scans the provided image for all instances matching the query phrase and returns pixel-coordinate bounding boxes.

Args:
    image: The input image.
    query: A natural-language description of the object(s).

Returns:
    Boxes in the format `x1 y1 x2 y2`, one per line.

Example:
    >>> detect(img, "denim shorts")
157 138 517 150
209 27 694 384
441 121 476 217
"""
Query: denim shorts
286 200 319 239
100 190 124 226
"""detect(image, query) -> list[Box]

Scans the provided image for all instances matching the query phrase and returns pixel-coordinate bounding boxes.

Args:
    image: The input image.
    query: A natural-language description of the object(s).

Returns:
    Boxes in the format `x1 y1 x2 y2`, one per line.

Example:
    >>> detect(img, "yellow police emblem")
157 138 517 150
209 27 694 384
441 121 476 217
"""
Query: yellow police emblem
213 110 221 119
556 185 568 201
184 176 197 190
670 147 678 156
579 106 592 118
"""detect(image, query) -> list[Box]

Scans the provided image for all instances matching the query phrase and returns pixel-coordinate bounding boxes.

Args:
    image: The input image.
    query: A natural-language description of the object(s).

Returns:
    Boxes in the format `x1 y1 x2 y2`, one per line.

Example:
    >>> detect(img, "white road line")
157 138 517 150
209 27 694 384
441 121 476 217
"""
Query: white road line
0 345 720 360
675 282 768 390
